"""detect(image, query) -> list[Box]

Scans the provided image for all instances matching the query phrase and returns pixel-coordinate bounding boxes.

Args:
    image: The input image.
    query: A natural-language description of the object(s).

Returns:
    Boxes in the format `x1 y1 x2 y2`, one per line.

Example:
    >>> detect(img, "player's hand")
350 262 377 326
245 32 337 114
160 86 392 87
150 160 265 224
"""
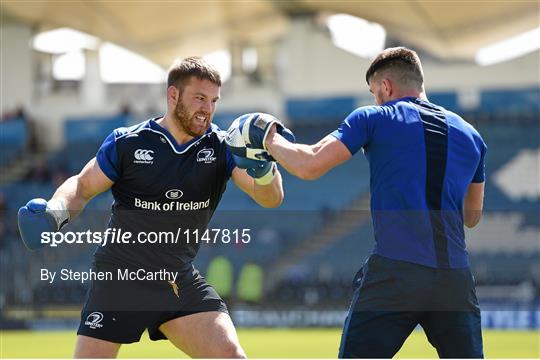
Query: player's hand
18 198 69 250
226 113 295 161
233 155 277 185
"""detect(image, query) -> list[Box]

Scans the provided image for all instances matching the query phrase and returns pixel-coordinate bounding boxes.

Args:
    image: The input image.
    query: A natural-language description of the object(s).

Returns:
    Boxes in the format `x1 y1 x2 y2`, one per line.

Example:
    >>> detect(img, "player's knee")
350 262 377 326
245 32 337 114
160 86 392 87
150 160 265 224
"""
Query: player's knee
73 335 120 358
220 342 246 358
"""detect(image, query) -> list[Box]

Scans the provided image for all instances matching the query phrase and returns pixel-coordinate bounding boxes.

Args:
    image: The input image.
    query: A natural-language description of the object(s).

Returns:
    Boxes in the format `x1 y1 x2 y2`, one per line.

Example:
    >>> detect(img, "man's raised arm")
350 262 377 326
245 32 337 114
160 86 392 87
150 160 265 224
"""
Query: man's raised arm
18 158 113 250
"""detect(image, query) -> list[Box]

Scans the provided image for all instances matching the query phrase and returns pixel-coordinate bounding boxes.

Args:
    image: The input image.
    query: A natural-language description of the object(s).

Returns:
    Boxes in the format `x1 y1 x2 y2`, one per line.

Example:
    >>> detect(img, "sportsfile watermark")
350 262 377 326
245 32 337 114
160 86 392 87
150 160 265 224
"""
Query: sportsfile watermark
41 228 252 247
5 208 538 315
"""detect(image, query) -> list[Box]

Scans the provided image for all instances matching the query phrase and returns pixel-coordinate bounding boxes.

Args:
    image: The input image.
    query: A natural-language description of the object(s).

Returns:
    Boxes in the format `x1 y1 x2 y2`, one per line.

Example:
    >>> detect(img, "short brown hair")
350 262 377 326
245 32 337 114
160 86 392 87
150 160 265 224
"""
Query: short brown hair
365 47 424 88
167 56 222 89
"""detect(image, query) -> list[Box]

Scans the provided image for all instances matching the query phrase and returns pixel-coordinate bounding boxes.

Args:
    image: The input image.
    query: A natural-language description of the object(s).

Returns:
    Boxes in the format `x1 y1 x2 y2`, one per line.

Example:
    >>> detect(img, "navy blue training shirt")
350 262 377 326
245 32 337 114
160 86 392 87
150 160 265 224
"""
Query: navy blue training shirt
331 97 487 268
95 118 236 274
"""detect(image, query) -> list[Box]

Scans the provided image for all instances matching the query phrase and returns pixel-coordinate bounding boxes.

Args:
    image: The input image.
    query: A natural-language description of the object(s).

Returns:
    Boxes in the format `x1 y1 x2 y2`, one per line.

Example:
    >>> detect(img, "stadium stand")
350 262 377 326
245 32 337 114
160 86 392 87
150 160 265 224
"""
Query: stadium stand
1 88 538 310
0 118 28 168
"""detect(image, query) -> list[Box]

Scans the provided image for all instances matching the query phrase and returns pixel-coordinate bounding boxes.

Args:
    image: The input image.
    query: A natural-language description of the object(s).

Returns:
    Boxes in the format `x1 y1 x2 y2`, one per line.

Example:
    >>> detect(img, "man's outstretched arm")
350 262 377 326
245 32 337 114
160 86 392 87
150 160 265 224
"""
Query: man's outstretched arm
265 127 352 180
18 158 113 249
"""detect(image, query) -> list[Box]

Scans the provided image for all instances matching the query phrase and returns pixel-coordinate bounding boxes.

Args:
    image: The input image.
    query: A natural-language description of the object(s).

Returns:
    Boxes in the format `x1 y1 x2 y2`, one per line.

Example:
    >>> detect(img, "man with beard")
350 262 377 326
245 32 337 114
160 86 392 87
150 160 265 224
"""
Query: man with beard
17 57 284 358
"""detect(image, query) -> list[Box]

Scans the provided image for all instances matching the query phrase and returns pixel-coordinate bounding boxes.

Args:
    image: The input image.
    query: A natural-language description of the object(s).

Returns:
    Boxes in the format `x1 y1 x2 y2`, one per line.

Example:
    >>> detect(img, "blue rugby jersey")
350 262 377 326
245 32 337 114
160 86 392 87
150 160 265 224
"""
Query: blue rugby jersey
331 97 487 268
95 118 236 273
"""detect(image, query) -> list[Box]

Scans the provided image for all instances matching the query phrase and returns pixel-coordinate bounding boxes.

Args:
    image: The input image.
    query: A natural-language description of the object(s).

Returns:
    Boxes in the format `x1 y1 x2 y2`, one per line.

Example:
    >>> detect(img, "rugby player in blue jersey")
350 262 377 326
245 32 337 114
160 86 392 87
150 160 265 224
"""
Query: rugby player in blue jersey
18 57 287 358
229 47 486 358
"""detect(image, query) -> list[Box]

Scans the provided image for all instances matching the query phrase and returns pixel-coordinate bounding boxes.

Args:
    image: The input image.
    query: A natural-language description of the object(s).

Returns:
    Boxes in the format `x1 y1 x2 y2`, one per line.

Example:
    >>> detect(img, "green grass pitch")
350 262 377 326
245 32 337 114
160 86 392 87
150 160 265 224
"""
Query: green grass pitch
1 329 538 358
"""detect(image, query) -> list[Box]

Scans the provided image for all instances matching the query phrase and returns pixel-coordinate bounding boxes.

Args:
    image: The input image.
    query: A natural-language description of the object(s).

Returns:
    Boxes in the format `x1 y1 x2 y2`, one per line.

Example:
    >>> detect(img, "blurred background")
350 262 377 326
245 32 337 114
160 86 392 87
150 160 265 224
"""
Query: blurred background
0 0 539 357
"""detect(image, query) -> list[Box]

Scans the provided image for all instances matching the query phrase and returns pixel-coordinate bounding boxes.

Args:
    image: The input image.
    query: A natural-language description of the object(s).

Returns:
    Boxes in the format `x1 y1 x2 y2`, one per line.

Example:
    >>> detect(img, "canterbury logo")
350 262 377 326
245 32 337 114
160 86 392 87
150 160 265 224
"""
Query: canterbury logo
134 149 154 164
135 149 154 161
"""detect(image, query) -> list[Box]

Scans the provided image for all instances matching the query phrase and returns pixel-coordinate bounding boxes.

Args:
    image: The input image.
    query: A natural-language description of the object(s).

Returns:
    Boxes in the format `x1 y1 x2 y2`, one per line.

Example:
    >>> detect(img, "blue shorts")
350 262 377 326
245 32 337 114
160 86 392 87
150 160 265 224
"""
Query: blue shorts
339 254 483 358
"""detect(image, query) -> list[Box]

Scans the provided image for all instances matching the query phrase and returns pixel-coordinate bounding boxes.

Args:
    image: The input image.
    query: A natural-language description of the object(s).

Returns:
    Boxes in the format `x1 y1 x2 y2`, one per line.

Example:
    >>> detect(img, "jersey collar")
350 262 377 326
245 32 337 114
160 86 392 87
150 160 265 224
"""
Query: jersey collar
148 117 212 154
383 96 418 106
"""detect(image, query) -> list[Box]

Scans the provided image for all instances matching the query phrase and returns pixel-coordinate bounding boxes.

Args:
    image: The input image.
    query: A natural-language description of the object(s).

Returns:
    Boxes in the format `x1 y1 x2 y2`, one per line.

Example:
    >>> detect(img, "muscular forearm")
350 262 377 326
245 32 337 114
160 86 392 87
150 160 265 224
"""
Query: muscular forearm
51 175 94 219
253 170 283 208
266 131 320 180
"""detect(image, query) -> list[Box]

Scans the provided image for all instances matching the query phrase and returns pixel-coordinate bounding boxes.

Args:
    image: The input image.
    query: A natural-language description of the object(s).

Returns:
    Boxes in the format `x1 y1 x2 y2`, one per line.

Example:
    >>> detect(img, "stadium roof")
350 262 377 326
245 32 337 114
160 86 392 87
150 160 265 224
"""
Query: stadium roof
2 1 539 67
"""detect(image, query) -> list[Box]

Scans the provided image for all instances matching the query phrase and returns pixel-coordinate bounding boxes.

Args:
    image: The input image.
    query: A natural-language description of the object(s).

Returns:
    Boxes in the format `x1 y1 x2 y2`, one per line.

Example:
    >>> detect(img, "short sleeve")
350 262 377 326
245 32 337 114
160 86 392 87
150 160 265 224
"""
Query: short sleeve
472 139 487 183
225 147 237 179
96 132 121 182
330 107 378 155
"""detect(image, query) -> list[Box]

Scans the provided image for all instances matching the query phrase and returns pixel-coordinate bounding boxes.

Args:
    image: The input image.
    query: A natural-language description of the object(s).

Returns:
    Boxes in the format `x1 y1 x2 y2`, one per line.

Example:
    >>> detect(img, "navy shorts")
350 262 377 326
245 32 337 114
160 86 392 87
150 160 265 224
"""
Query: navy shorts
339 254 483 358
77 261 228 344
